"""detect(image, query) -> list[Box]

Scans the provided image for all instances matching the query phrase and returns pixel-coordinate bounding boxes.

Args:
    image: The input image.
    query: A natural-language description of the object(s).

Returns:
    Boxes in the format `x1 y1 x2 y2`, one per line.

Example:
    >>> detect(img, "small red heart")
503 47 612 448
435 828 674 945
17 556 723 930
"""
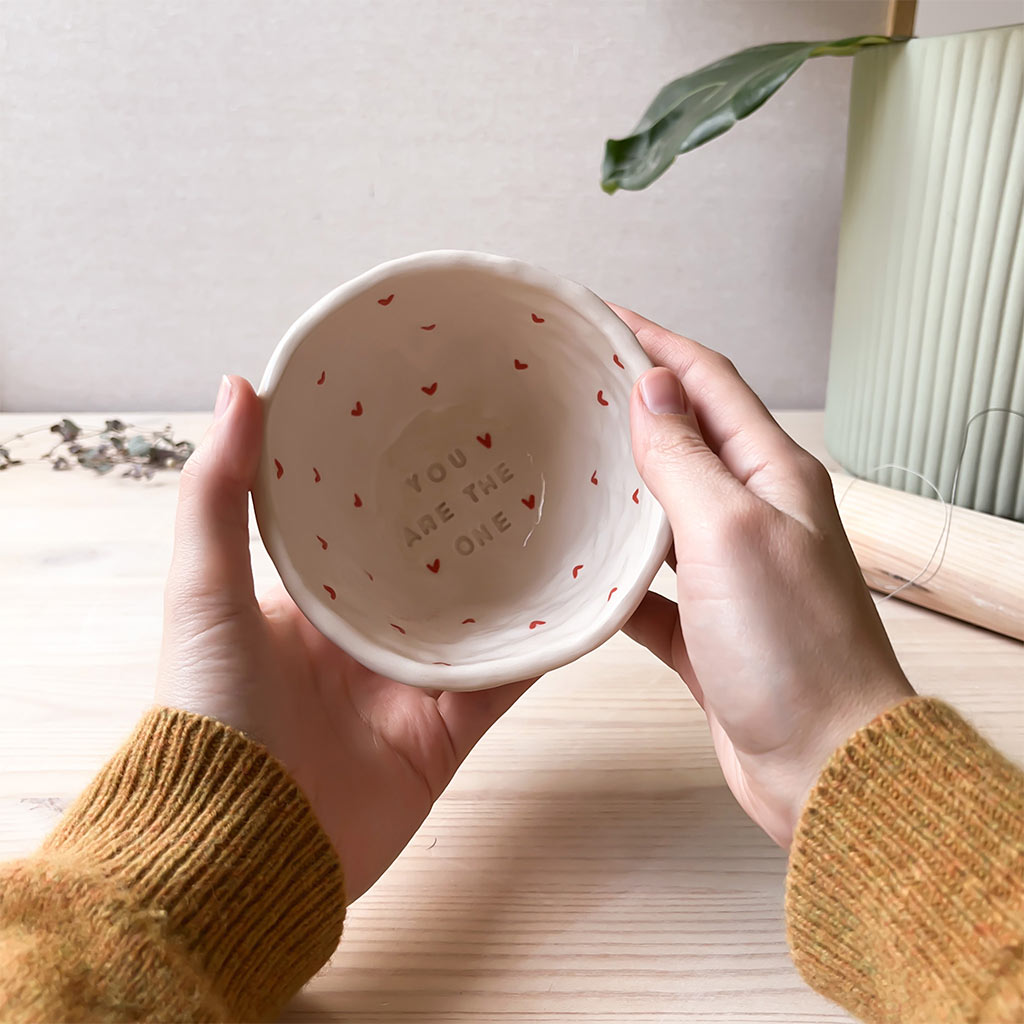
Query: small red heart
421 323 437 331
274 459 284 479
597 390 609 406
427 559 440 573
477 433 492 449
351 401 363 416
317 370 326 385
378 293 395 306
323 584 336 600
521 494 536 509
632 488 640 504
313 467 321 483
514 359 529 370
591 470 599 485
531 313 545 323
572 564 583 579
364 570 374 582
391 623 406 634
607 587 618 601
529 619 546 629
317 535 328 550
353 493 363 508
421 382 438 396
613 354 625 370
461 617 476 624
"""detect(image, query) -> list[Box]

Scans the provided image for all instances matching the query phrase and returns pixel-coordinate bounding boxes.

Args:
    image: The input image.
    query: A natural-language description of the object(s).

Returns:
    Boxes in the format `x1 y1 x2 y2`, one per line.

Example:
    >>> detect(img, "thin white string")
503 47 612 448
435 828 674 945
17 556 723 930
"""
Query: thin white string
835 464 946 602
835 406 1024 603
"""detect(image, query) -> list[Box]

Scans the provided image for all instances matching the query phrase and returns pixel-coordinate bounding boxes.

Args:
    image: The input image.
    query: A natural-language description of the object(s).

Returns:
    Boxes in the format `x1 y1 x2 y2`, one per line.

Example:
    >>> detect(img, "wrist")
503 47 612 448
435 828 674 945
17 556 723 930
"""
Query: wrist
785 681 917 842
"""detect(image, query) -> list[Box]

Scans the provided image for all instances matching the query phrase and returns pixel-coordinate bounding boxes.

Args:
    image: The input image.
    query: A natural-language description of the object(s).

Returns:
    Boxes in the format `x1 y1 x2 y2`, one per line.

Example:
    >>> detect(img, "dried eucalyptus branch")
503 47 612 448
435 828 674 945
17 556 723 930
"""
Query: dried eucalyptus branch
0 418 195 478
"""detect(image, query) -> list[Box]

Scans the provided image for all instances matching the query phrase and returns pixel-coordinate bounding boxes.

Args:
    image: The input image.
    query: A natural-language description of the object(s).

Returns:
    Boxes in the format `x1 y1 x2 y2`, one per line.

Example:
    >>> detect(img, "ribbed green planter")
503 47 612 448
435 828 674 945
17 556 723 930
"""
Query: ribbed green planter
825 23 1024 520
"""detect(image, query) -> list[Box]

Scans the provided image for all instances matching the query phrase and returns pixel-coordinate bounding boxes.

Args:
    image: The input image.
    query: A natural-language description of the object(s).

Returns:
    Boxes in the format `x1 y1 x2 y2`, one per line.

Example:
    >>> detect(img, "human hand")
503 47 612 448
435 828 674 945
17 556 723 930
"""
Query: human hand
157 376 533 900
618 308 914 847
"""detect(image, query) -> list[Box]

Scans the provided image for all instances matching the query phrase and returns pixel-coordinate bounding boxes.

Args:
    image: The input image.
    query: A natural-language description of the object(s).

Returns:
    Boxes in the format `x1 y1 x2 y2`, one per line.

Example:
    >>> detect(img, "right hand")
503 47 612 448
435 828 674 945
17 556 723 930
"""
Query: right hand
618 307 915 847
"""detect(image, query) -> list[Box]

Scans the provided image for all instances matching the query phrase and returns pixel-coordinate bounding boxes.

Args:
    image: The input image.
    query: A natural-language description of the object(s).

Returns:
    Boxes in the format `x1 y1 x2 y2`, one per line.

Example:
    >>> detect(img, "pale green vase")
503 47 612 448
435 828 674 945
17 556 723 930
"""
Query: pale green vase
825 23 1024 521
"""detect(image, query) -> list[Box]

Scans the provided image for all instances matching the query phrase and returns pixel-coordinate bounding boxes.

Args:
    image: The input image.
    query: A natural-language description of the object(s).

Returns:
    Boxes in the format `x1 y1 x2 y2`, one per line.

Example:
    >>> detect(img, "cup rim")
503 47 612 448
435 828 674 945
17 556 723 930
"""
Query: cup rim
253 249 672 690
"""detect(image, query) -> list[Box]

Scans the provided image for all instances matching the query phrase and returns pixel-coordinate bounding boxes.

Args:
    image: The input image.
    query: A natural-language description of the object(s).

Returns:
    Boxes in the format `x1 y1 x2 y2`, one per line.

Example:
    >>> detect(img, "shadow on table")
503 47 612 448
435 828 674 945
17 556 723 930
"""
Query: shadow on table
280 731 784 1022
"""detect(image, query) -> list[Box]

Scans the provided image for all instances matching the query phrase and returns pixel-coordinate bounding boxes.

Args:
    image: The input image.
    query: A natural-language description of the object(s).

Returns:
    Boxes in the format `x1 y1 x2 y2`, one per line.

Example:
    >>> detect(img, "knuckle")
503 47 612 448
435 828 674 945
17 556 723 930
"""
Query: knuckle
647 428 706 468
636 322 683 355
707 350 737 377
793 452 834 498
177 446 205 495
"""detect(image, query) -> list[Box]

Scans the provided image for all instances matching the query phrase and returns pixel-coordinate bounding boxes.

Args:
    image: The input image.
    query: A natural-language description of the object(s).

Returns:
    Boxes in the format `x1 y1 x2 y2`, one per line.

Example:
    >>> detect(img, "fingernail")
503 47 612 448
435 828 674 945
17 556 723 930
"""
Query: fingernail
214 375 233 421
639 368 688 415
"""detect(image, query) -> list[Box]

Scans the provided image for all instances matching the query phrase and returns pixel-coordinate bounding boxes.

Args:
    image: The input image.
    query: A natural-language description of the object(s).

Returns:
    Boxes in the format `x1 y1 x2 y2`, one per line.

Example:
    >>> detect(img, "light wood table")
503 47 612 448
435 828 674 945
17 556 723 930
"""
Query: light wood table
1 411 1021 1023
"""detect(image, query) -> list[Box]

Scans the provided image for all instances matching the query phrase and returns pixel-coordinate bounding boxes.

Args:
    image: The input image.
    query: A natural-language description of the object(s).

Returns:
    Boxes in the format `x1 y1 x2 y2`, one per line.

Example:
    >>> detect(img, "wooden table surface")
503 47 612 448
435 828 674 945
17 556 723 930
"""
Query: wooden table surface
1 410 1021 1023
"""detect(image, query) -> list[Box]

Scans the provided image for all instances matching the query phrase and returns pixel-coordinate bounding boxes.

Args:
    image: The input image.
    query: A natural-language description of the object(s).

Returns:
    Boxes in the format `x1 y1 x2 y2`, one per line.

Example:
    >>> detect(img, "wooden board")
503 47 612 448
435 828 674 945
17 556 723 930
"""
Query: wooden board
1 410 1021 1023
885 0 917 37
832 472 1024 641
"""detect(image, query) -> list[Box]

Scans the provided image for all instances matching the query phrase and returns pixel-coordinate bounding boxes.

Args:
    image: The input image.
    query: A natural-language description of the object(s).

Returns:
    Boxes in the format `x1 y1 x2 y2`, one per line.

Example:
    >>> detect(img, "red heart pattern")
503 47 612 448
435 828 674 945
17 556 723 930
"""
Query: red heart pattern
292 298 646 648
274 459 284 479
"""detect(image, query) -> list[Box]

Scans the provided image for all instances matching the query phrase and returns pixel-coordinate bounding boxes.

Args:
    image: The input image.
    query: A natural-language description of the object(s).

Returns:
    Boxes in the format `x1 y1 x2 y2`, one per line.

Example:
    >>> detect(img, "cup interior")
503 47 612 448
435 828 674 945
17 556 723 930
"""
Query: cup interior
256 252 669 689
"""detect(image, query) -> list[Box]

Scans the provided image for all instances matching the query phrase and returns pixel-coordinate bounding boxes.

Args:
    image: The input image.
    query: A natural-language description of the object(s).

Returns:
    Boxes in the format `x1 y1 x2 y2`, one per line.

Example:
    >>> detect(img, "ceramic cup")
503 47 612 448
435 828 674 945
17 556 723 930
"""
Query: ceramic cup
254 250 671 690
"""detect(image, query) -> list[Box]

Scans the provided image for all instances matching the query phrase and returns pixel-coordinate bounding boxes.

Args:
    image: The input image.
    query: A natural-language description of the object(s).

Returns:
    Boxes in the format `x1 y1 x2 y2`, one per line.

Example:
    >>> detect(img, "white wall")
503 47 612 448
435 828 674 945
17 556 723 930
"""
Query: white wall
916 0 1023 36
2 0 893 412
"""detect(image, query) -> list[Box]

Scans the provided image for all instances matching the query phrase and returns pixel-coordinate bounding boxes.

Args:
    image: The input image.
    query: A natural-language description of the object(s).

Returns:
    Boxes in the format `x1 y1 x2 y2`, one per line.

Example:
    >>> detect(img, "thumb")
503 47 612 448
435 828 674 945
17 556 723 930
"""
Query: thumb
630 367 743 536
168 375 263 609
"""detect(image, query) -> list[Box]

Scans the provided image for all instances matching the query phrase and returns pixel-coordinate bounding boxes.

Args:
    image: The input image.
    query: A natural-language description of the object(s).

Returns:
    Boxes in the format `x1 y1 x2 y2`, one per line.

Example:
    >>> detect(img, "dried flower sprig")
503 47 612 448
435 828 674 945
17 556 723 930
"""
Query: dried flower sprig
0 419 195 478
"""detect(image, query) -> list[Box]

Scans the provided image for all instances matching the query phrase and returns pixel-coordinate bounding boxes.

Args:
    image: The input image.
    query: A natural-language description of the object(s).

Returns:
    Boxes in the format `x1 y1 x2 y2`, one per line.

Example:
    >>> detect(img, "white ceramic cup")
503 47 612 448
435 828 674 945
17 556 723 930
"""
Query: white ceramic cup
254 250 671 690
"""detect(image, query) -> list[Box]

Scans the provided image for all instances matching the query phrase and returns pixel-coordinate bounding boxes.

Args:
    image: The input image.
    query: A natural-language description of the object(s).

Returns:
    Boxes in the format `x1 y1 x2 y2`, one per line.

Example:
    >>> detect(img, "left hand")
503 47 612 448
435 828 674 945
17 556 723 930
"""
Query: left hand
157 375 534 901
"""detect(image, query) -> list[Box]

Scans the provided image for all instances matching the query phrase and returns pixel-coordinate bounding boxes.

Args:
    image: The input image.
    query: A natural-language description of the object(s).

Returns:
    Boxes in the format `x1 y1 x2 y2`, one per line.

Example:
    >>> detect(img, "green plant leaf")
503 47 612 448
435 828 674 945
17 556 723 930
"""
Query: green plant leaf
126 435 152 457
76 445 115 473
601 34 897 194
50 418 81 443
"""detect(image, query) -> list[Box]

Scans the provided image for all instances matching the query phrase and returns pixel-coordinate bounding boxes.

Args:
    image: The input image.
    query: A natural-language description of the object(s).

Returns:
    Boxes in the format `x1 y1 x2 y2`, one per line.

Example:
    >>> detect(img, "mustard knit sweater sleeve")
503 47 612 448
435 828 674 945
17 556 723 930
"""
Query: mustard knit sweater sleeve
0 698 1021 1022
787 697 1024 1023
0 709 345 1022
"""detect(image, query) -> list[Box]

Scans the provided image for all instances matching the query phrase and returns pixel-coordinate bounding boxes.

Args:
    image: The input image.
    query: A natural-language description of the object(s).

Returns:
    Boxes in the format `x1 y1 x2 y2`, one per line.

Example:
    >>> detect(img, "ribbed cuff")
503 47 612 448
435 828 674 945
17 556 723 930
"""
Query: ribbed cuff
786 697 1024 1023
41 707 346 1021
